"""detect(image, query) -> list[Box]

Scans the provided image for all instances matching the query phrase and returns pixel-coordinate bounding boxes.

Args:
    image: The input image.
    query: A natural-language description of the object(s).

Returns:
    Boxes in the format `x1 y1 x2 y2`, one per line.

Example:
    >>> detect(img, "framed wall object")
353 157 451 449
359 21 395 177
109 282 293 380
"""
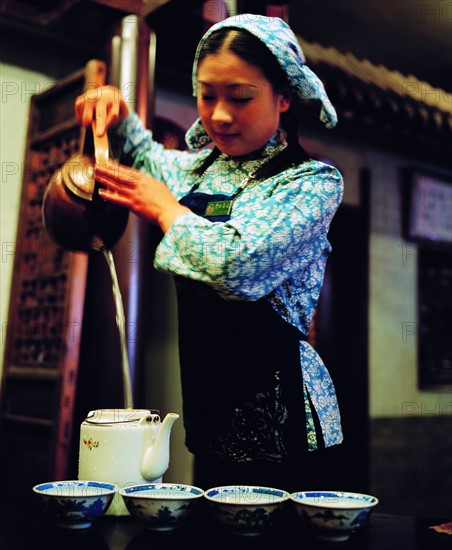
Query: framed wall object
402 168 452 249
402 168 452 389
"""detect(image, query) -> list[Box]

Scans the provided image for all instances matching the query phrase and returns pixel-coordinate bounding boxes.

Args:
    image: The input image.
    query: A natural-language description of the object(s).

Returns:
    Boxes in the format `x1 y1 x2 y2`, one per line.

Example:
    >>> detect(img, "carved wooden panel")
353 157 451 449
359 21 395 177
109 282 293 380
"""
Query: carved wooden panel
0 60 106 482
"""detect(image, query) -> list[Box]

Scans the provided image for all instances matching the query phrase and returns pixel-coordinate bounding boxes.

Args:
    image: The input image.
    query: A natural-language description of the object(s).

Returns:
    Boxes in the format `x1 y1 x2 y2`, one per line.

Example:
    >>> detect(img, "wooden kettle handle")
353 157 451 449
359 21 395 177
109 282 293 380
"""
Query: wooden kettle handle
92 120 109 166
78 60 107 158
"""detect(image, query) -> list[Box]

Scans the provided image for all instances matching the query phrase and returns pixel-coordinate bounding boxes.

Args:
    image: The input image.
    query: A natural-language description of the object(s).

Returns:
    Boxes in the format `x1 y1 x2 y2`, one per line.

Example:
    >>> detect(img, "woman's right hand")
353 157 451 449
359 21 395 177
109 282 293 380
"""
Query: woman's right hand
75 85 130 136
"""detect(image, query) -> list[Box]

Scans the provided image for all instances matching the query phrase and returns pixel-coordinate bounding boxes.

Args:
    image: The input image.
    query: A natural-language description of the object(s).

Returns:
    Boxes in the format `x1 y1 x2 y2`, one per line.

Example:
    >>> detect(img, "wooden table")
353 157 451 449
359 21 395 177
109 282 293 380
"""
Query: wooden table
1 498 450 550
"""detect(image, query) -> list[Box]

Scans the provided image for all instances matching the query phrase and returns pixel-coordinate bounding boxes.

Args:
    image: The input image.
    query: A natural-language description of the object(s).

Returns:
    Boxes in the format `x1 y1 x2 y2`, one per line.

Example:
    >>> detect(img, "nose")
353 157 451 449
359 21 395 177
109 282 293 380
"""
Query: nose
211 100 233 124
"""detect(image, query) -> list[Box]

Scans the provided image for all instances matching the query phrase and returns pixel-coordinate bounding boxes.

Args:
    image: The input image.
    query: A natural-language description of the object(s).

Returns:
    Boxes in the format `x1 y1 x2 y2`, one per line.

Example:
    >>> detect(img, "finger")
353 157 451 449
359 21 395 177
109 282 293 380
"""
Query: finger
105 100 120 129
94 168 117 189
75 96 94 126
95 165 131 194
98 188 130 208
74 95 84 123
82 103 96 128
95 162 120 180
97 163 138 189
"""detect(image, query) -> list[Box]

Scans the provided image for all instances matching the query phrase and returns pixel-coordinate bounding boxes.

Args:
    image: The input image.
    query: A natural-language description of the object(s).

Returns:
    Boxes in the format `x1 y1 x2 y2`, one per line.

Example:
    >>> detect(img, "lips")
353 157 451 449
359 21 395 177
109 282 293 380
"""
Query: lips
214 131 239 143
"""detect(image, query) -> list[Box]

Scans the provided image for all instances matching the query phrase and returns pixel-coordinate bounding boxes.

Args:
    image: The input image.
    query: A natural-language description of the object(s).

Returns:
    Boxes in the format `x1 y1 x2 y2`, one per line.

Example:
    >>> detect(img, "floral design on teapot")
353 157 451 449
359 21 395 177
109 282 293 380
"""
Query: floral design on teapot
83 437 100 451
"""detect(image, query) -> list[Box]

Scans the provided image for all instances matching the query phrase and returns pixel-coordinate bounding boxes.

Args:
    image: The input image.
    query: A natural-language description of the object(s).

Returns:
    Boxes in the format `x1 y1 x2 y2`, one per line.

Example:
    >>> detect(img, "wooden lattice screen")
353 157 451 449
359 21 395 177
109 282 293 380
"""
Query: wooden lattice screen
0 60 106 484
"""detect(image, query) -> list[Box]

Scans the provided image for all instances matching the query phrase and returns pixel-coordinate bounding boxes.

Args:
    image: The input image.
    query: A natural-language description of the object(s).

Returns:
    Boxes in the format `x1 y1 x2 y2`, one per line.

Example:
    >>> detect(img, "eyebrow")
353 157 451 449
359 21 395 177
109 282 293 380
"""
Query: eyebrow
197 81 258 90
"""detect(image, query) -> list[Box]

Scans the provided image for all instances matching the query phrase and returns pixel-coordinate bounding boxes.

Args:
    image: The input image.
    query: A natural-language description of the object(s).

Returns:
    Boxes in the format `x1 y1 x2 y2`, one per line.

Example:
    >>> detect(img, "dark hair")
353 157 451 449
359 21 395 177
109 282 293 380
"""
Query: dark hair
193 27 310 179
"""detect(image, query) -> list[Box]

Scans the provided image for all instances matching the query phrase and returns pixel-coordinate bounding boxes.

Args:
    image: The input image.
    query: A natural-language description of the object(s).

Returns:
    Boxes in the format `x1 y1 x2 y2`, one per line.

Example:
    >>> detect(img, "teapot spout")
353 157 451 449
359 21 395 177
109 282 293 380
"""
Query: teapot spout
140 413 179 481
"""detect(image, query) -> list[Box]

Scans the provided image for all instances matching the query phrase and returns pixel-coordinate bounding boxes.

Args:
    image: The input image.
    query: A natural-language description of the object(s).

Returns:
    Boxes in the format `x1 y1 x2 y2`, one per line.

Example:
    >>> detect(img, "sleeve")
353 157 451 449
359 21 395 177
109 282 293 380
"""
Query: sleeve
108 111 203 195
154 161 344 300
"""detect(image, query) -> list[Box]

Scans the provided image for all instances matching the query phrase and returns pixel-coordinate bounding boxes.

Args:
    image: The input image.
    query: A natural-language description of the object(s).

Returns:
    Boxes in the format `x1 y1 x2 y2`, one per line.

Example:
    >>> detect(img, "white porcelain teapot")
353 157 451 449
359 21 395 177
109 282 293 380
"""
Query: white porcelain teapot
78 409 179 515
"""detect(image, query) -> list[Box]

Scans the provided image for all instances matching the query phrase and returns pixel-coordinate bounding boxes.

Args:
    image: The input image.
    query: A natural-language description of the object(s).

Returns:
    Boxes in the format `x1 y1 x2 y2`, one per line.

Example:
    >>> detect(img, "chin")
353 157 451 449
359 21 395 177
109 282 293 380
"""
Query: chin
215 143 254 158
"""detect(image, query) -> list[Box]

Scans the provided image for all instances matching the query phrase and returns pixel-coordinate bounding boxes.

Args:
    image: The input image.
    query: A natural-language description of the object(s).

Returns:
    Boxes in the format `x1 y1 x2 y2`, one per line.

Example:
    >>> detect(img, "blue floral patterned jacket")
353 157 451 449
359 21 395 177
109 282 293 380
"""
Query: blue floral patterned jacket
111 112 344 450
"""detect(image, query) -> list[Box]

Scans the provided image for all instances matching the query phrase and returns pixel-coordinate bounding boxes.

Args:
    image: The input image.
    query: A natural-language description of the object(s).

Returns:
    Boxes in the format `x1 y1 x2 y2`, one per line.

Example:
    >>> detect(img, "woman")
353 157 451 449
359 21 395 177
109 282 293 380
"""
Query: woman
75 14 344 491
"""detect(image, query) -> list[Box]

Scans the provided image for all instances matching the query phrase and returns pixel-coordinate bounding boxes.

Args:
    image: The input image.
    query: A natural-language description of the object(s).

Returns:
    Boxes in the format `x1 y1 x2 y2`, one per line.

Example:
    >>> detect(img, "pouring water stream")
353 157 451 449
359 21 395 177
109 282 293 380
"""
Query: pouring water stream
100 245 134 409
92 124 133 409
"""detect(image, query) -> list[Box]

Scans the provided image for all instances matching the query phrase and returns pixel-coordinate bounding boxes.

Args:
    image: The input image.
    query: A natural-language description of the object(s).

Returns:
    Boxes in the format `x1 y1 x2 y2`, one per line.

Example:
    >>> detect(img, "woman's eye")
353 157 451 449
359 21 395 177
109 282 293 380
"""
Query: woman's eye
231 97 253 103
201 95 216 101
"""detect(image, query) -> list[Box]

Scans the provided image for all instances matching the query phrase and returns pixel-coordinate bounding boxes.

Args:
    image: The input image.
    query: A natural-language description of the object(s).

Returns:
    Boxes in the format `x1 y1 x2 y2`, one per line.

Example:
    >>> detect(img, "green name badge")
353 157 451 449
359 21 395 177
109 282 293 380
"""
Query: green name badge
204 200 233 218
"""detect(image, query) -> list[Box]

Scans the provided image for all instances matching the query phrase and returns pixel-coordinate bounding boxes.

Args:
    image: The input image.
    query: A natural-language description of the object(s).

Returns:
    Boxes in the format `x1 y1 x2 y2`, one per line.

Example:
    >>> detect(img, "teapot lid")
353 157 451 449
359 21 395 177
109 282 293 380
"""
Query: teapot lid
84 409 160 425
62 154 96 201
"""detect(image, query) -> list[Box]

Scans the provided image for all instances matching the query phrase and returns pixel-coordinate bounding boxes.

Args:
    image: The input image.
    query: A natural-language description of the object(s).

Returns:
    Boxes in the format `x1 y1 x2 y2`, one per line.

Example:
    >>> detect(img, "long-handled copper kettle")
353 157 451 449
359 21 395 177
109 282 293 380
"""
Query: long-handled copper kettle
42 121 129 251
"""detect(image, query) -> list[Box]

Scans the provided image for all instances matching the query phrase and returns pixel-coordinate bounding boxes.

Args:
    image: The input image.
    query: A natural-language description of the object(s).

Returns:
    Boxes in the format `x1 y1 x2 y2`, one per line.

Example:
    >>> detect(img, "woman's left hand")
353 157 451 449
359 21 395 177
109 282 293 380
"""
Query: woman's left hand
95 161 191 233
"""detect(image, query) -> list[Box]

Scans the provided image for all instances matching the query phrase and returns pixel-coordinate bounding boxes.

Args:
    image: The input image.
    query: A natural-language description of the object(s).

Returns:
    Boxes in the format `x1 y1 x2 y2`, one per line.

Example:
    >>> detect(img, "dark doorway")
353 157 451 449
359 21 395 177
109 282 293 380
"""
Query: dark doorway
315 170 370 492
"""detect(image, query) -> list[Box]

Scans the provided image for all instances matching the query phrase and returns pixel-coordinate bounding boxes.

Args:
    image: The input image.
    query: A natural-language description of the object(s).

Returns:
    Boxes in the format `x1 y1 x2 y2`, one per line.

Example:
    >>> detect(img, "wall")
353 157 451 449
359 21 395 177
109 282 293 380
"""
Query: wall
368 151 452 517
0 63 55 381
314 136 451 517
303 134 452 418
368 153 451 417
139 89 198 486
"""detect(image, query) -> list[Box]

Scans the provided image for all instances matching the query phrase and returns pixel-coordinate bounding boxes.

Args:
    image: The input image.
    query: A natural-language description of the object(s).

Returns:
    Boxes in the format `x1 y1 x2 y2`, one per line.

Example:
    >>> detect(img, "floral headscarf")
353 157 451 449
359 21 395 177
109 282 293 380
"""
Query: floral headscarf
185 13 338 151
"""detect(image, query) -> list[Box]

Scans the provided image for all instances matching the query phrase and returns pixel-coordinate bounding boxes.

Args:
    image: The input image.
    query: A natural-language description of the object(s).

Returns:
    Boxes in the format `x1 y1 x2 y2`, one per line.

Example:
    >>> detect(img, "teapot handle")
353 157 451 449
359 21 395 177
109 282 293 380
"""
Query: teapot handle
92 120 109 166
78 121 109 164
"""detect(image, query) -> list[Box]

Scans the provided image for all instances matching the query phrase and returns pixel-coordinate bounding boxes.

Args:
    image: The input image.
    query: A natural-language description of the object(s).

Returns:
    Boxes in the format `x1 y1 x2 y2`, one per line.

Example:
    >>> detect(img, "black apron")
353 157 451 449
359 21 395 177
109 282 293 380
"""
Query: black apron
176 187 308 464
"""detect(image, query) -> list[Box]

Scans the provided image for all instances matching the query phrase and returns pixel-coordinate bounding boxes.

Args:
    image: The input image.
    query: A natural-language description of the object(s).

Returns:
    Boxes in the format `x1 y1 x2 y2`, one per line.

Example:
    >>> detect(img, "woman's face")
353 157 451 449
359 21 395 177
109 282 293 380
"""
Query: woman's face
196 50 290 157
